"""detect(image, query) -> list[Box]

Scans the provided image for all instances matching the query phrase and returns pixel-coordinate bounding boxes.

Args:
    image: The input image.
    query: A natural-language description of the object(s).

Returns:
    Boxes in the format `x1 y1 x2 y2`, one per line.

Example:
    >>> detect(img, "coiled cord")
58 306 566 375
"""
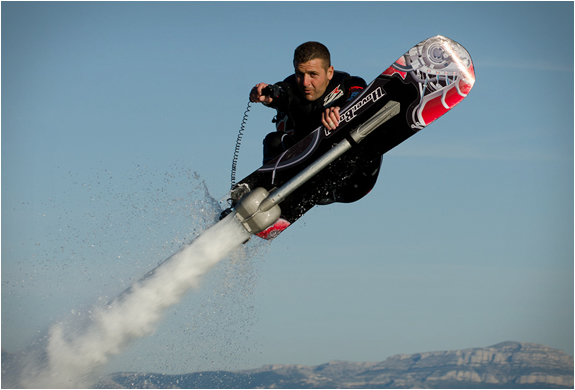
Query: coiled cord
230 101 252 190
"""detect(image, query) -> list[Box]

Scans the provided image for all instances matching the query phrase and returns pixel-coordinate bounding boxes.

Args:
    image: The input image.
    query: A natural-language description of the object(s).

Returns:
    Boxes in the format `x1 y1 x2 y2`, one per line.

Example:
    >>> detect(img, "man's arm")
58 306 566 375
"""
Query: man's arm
345 76 367 102
322 75 367 130
250 83 273 104
250 82 292 110
322 107 340 131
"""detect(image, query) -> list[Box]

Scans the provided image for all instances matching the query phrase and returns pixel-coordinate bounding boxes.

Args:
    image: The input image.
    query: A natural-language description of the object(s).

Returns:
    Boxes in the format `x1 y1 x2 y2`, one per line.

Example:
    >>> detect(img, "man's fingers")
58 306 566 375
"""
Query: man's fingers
328 108 339 129
250 83 269 103
322 109 338 130
332 107 340 121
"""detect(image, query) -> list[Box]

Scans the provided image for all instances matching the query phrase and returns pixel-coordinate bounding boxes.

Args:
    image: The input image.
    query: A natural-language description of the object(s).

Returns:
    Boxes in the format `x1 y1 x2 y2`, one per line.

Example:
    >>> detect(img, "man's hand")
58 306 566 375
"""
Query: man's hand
322 106 340 131
250 83 274 104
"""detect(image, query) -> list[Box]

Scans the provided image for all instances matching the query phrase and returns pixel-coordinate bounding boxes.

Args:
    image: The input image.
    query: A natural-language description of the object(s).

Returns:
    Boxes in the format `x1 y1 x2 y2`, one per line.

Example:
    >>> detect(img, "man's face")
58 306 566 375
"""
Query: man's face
294 59 334 102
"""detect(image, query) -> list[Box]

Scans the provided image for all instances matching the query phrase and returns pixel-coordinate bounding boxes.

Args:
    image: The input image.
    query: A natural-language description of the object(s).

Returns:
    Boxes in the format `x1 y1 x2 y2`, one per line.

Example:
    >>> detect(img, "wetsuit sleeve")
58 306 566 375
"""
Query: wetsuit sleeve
345 75 367 103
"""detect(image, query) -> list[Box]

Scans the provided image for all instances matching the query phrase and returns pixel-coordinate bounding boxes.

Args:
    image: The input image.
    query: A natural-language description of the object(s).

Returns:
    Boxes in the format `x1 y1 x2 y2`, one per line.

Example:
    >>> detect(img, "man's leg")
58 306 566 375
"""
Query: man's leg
263 132 296 164
333 155 383 204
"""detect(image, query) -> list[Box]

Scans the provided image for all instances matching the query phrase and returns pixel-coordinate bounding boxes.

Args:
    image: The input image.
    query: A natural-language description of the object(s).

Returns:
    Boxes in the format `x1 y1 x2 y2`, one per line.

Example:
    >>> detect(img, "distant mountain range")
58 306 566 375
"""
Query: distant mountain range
95 341 573 389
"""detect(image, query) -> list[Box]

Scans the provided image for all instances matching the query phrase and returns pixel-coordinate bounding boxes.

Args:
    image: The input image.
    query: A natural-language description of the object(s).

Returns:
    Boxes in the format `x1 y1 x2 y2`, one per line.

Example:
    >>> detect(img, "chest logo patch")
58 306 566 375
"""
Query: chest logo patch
323 85 344 107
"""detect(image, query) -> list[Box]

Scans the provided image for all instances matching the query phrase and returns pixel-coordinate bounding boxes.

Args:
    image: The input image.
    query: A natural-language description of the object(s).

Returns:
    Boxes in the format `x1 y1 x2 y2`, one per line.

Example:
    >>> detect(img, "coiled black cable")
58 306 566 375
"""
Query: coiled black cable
230 101 252 190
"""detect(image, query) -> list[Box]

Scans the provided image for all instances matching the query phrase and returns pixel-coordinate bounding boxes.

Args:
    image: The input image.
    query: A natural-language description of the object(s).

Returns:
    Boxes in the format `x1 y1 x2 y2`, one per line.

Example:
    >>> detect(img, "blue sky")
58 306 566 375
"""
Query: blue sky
2 1 573 376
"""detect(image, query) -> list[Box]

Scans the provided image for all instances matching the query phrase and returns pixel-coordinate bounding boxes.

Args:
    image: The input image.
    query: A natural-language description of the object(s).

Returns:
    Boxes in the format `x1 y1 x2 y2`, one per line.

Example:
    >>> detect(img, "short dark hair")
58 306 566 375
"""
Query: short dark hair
293 41 331 69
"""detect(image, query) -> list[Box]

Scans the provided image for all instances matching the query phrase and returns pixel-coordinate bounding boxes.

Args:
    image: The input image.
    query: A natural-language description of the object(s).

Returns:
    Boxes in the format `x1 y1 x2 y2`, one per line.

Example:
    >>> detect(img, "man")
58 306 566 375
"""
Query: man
248 41 381 206
221 42 383 235
250 41 367 164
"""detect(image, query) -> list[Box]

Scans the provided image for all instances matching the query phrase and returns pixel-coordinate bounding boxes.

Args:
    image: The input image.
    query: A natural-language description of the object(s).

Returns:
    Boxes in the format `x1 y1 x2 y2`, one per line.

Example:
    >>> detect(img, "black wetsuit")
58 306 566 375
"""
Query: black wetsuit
263 71 367 161
262 71 382 204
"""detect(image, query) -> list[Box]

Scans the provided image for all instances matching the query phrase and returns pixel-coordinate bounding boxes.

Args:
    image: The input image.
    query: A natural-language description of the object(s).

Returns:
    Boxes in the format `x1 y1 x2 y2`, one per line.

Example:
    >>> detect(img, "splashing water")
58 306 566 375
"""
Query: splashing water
3 164 268 388
19 212 251 389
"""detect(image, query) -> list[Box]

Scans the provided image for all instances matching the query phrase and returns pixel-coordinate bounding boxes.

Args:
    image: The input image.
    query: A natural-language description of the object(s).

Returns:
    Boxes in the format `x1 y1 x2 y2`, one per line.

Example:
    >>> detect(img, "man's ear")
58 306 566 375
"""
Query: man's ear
327 65 334 81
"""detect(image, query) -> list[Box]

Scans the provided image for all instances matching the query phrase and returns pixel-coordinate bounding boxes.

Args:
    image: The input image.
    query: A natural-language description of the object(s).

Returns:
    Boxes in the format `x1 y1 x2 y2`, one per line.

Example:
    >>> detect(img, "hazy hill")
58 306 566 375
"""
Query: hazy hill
98 341 573 389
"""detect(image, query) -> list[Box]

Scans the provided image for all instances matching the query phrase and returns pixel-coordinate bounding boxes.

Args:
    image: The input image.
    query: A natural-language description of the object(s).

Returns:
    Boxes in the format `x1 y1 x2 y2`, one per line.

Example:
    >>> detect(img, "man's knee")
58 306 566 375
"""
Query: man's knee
334 156 382 203
263 132 295 164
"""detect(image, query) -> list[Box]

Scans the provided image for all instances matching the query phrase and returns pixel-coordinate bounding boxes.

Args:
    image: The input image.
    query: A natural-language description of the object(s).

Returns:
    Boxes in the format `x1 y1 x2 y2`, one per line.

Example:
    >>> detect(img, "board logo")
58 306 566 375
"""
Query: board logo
341 87 385 123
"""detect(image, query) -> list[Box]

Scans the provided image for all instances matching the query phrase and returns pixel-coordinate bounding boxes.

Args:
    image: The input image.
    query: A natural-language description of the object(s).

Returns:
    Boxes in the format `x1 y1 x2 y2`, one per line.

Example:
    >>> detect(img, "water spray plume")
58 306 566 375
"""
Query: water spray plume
18 212 251 389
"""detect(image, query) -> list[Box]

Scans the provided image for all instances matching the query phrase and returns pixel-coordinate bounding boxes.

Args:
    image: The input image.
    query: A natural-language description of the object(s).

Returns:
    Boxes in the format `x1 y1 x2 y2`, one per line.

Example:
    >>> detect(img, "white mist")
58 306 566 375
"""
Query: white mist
20 212 251 389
